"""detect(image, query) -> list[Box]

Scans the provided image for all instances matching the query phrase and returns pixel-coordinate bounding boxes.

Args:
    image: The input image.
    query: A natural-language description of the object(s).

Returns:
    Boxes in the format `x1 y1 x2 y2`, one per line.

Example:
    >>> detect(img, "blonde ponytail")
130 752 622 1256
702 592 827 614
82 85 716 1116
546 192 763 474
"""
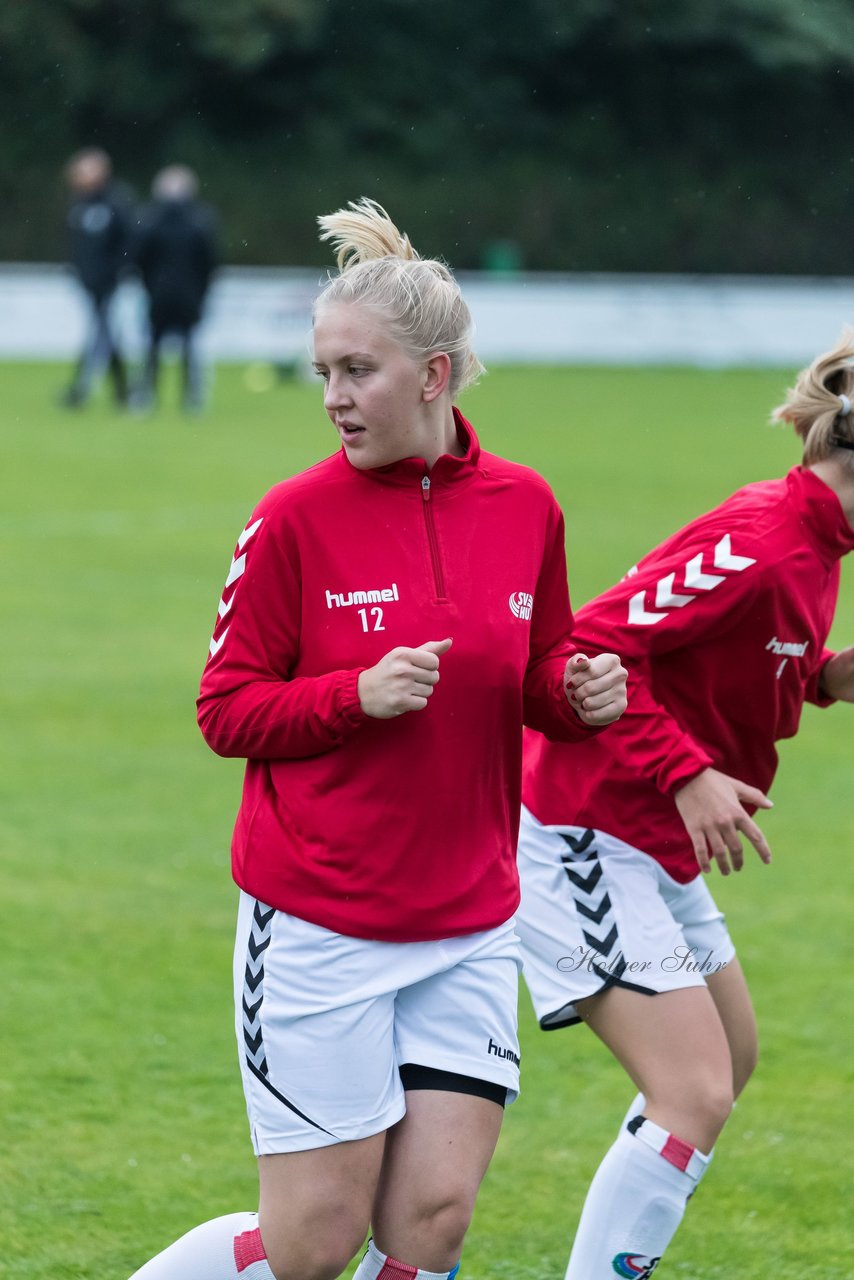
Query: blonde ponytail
772 330 854 468
314 198 484 397
318 198 419 269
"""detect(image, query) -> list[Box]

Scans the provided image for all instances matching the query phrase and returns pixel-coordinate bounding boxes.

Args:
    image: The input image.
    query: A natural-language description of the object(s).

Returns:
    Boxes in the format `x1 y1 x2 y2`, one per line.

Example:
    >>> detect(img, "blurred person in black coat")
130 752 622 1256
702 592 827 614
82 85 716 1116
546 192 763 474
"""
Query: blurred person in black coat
62 147 132 407
133 165 218 412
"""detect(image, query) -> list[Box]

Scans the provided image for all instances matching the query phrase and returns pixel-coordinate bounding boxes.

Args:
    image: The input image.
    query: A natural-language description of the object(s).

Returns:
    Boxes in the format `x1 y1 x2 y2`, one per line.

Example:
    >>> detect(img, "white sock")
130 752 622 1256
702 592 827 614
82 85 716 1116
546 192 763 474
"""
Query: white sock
619 1092 646 1132
621 1093 718 1186
352 1237 460 1280
565 1117 711 1280
130 1212 275 1280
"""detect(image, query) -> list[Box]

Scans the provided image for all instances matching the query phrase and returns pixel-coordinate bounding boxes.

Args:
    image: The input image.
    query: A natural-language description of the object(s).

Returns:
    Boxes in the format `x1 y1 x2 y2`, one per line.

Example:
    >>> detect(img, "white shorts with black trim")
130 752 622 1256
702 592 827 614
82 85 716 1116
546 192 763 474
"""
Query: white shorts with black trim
233 892 522 1155
516 806 736 1029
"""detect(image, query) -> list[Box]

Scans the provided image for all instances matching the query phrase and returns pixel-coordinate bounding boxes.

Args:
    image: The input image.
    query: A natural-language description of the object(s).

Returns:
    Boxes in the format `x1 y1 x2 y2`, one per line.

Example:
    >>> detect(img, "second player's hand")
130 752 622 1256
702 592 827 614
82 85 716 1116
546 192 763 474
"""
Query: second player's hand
819 645 854 701
564 652 628 726
358 638 453 719
674 767 773 876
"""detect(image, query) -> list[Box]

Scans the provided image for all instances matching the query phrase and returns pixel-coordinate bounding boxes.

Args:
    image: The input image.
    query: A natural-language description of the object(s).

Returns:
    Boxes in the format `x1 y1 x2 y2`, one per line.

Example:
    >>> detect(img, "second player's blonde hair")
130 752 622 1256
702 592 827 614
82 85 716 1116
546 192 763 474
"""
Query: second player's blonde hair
772 330 854 470
314 198 484 397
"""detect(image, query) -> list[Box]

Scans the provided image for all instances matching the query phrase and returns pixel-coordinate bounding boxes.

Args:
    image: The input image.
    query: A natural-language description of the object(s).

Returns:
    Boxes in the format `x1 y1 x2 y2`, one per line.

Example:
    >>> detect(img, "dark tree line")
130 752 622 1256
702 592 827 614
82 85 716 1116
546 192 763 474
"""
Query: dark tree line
3 0 854 272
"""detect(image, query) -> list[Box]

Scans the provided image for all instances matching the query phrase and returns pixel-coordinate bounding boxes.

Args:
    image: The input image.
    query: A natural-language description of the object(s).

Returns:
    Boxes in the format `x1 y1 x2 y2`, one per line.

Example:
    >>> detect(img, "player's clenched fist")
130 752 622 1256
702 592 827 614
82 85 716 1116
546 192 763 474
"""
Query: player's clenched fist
358 638 453 719
564 651 628 726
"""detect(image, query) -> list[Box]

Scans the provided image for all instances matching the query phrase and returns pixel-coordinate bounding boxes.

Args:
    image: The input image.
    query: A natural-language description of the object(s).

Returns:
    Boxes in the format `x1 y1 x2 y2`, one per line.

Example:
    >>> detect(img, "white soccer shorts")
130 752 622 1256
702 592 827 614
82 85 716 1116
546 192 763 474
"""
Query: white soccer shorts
233 892 522 1155
516 806 736 1029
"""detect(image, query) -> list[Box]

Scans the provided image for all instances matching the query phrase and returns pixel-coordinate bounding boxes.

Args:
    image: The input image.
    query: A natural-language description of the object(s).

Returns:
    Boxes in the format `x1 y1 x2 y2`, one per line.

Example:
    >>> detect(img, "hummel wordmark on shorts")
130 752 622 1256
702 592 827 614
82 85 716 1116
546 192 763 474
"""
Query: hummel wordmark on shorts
233 892 522 1155
515 806 736 1030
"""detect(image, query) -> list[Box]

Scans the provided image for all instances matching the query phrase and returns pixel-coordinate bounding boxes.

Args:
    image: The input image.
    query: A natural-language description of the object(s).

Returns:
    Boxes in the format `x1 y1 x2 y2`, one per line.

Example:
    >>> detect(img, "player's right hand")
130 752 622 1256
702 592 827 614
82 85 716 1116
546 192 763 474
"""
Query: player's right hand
674 767 773 876
358 638 453 719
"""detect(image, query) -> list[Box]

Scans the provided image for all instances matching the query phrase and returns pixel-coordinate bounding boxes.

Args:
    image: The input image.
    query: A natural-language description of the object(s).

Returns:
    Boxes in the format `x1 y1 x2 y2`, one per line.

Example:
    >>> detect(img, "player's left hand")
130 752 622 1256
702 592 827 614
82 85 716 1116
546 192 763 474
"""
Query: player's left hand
564 652 628 726
674 767 773 876
819 646 854 701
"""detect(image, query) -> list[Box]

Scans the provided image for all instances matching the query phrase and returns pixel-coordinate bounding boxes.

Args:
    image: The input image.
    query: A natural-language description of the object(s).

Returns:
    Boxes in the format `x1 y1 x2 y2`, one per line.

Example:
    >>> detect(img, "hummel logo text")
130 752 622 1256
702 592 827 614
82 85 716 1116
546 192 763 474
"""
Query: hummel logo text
766 635 809 657
325 583 399 608
487 1037 520 1066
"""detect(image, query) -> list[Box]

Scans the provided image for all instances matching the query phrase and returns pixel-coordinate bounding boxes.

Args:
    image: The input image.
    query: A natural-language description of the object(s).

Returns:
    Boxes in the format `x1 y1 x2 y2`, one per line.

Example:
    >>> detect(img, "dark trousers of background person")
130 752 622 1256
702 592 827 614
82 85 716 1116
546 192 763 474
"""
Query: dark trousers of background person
63 289 128 407
137 312 204 412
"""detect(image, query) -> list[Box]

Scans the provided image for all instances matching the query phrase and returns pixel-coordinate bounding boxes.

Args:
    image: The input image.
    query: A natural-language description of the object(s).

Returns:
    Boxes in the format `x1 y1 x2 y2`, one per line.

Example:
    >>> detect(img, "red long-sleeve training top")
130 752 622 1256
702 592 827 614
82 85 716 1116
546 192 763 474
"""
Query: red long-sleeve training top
198 412 599 941
523 467 853 883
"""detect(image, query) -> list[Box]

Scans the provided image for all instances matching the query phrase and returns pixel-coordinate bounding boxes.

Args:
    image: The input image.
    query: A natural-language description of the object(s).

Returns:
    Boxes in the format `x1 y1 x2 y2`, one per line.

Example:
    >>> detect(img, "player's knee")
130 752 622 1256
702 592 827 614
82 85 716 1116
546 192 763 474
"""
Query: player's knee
413 1186 477 1257
267 1242 362 1280
647 1074 733 1149
693 1078 735 1139
265 1221 366 1280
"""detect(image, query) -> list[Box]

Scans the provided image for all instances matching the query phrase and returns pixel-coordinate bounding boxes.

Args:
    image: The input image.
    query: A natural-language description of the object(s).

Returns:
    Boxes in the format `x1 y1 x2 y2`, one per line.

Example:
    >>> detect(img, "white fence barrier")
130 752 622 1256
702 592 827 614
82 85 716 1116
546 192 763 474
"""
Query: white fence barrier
2 263 854 366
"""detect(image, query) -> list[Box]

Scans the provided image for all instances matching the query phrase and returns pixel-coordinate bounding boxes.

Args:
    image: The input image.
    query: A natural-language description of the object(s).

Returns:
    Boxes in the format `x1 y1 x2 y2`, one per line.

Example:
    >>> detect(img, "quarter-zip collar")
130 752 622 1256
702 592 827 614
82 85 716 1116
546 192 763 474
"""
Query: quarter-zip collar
338 407 481 490
789 466 854 568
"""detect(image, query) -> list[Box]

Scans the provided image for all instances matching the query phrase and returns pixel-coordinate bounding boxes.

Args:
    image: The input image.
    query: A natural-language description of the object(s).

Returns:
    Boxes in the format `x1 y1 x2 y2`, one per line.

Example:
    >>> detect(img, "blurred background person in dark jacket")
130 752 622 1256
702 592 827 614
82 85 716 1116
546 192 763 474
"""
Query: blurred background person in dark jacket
133 165 218 413
61 147 132 408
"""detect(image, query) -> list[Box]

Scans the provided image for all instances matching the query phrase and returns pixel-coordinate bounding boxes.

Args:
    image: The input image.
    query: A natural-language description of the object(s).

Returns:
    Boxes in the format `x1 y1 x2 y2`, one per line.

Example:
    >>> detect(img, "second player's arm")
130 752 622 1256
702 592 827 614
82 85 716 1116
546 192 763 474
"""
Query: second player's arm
574 533 773 873
815 644 854 701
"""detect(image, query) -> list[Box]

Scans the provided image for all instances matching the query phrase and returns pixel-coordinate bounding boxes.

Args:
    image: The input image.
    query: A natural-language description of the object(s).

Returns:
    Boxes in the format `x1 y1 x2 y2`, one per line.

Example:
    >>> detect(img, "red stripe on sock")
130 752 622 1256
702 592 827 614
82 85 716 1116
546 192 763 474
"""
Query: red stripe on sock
234 1228 267 1272
661 1133 695 1172
377 1257 418 1280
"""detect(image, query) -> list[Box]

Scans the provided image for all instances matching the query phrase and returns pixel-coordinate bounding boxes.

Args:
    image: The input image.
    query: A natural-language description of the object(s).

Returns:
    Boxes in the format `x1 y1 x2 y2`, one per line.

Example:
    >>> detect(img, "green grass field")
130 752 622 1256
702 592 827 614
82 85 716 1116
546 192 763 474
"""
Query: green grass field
1 359 852 1279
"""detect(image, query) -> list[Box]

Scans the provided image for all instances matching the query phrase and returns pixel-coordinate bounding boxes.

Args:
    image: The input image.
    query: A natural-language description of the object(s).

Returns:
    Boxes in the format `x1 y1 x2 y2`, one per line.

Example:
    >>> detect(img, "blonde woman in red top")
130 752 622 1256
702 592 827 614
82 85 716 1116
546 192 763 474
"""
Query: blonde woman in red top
517 336 854 1279
128 200 627 1280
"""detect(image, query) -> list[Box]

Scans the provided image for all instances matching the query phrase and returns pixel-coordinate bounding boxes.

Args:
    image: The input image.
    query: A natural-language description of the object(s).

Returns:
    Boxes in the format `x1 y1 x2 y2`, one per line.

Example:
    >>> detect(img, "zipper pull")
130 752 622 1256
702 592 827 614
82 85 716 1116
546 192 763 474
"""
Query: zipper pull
421 475 431 500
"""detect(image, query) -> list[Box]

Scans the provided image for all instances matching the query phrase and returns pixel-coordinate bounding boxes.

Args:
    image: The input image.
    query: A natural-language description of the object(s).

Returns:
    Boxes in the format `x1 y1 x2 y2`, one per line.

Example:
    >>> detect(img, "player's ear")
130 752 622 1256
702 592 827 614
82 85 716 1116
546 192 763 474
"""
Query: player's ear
422 352 452 403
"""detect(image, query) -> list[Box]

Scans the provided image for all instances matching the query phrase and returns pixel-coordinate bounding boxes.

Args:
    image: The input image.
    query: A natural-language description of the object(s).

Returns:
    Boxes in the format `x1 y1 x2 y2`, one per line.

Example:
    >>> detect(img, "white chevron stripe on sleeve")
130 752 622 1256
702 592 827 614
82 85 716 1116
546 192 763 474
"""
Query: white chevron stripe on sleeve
217 593 234 620
683 551 726 591
654 572 696 608
628 532 756 625
225 552 247 589
628 590 668 625
713 533 756 571
237 517 264 551
209 627 229 657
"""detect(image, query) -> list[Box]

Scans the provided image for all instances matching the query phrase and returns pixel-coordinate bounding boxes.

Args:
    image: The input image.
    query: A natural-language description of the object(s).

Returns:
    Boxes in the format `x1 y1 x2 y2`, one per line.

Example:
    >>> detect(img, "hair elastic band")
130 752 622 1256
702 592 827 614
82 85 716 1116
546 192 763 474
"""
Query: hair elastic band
838 393 852 415
830 434 854 451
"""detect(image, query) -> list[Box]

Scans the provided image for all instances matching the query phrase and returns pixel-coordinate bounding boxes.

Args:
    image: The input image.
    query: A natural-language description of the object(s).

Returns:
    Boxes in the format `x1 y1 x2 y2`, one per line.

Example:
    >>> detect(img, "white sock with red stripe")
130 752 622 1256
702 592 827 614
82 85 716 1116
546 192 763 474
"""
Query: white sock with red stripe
564 1116 711 1280
621 1094 718 1180
129 1212 274 1280
352 1237 460 1280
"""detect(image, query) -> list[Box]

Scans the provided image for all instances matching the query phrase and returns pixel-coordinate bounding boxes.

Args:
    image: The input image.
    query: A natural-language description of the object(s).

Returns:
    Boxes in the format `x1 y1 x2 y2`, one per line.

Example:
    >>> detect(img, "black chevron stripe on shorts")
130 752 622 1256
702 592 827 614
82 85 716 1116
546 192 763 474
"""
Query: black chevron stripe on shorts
243 900 274 1077
559 829 626 981
241 899 335 1137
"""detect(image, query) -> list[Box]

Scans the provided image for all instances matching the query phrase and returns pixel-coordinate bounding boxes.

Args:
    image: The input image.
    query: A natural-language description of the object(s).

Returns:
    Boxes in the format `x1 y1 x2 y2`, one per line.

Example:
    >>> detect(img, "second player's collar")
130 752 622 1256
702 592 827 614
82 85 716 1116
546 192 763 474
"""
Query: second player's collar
789 466 854 566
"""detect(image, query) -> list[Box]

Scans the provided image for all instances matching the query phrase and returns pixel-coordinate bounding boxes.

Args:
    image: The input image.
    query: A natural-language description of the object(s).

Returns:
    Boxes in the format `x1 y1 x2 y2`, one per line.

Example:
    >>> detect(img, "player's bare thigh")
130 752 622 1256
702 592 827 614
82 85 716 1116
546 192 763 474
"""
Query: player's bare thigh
704 957 758 1097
